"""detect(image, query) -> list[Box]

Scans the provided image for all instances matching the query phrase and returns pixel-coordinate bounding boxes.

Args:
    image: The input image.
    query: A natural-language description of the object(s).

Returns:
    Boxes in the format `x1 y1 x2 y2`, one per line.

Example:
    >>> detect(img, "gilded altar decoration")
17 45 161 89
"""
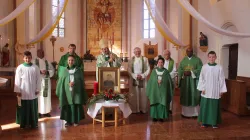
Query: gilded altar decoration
87 0 122 56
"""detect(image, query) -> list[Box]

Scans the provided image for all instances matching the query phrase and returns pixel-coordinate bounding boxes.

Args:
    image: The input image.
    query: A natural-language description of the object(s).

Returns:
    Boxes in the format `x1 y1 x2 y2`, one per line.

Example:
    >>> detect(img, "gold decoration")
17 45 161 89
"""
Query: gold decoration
60 47 64 52
199 46 208 52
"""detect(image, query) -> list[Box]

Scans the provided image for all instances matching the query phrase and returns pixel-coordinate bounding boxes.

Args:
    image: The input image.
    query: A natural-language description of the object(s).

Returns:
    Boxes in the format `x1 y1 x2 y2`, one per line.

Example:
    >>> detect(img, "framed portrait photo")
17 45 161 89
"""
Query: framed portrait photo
98 67 120 93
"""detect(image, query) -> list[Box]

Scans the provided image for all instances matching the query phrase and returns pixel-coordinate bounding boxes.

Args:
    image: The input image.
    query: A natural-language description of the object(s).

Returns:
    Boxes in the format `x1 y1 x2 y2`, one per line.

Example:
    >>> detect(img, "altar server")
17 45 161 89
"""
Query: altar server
197 51 227 128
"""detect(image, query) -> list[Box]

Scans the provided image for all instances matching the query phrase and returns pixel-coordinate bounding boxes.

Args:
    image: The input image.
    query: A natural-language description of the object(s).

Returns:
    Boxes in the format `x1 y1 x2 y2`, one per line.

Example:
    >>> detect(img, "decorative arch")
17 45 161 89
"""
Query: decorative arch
221 22 238 31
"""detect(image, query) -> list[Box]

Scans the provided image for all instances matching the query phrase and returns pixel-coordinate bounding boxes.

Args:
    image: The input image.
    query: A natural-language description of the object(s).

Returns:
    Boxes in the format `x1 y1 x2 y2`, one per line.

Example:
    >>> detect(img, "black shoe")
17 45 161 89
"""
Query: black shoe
159 119 164 122
65 122 72 127
168 110 172 114
153 118 158 122
140 111 145 114
31 125 38 129
45 113 51 117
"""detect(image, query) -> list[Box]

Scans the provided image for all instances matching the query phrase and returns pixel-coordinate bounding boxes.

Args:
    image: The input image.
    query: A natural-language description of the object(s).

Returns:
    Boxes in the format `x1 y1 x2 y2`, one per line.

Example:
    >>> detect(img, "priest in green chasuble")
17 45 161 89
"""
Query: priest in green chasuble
146 57 174 122
197 51 227 129
96 39 121 81
58 44 83 78
178 47 203 117
128 47 150 113
56 55 88 126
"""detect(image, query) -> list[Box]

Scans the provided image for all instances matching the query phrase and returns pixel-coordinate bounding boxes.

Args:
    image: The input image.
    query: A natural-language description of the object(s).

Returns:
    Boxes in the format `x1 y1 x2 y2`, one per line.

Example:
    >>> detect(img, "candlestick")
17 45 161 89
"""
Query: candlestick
112 32 114 45
97 28 99 41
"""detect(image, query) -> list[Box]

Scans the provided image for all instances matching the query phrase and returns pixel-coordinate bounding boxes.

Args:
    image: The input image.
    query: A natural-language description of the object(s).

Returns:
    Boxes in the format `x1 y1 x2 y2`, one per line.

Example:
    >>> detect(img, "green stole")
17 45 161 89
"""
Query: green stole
132 56 145 88
167 58 174 72
35 58 49 97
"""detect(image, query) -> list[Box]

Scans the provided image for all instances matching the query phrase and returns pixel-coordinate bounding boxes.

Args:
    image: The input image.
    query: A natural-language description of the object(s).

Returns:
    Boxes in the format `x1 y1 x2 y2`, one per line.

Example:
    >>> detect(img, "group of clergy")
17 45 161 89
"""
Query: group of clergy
20 38 225 128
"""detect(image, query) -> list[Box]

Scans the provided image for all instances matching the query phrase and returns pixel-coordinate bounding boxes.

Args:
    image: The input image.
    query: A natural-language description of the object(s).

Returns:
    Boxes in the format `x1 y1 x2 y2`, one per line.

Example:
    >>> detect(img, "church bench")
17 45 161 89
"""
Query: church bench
221 79 250 115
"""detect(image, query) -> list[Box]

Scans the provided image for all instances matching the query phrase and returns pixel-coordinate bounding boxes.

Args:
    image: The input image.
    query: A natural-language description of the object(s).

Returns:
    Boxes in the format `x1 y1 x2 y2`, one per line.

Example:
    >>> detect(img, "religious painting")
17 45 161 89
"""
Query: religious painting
144 41 158 67
98 67 120 92
87 0 122 57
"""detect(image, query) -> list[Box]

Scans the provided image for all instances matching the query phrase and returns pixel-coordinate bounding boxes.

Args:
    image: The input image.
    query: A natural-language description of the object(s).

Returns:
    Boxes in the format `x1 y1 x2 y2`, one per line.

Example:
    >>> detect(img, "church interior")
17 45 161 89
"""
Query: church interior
1 0 250 139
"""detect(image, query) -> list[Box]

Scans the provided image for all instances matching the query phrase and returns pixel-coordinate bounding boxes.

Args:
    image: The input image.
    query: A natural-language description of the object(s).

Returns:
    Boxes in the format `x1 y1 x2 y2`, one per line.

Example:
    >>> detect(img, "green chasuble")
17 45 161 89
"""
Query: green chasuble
56 66 88 107
146 68 174 118
57 53 83 78
178 55 203 106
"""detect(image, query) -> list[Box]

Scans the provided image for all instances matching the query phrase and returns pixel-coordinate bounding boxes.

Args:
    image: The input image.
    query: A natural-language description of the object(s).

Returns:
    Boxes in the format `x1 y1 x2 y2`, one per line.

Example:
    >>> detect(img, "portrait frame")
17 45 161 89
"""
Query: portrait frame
98 67 120 93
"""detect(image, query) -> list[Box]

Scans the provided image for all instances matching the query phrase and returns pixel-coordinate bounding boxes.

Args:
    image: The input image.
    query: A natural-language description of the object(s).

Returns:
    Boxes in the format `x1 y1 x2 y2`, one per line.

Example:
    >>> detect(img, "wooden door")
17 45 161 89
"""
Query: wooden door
228 44 238 80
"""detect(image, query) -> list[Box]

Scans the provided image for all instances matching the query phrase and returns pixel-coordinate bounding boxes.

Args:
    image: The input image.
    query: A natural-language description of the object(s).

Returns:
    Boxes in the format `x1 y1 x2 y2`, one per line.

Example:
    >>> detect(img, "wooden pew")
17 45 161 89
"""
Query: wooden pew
221 79 250 115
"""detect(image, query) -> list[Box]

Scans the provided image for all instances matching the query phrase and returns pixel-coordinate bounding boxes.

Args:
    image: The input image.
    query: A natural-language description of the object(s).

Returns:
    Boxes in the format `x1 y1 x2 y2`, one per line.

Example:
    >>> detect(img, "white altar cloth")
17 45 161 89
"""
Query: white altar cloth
87 99 132 118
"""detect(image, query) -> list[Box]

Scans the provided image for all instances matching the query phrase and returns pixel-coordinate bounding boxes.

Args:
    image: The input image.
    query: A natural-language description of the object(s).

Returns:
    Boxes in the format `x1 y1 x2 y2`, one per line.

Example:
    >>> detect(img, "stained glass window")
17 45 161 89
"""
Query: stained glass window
52 0 65 37
143 1 155 38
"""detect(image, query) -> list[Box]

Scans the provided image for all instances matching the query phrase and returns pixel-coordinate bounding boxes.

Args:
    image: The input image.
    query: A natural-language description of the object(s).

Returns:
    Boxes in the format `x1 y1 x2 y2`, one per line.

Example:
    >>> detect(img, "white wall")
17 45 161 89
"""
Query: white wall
197 0 250 77
129 0 164 57
43 0 81 62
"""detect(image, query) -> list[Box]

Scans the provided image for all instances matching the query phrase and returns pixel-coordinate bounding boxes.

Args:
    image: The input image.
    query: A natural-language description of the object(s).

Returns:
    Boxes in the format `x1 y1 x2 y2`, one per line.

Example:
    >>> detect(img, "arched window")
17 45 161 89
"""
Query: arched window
143 1 155 38
52 0 65 37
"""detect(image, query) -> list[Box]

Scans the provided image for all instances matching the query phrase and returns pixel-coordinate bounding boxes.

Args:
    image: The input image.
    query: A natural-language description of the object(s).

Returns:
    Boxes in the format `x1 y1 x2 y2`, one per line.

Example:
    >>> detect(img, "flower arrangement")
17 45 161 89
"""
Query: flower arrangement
87 88 129 107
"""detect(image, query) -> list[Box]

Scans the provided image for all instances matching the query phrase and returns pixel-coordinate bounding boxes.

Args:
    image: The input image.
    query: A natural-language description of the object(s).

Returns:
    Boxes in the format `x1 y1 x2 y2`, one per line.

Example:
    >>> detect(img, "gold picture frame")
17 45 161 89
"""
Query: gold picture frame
98 67 120 93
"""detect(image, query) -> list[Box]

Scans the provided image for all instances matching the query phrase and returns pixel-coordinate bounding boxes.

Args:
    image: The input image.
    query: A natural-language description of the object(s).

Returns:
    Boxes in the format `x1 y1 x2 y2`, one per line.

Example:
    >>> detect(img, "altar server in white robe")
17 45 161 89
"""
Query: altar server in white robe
32 49 55 117
128 47 150 113
197 51 227 129
15 51 41 129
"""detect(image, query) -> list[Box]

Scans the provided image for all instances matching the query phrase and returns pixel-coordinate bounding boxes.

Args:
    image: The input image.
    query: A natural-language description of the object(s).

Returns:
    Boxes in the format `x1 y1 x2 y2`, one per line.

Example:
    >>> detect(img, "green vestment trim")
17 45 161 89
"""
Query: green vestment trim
208 63 217 66
168 58 174 72
35 58 50 97
23 62 33 67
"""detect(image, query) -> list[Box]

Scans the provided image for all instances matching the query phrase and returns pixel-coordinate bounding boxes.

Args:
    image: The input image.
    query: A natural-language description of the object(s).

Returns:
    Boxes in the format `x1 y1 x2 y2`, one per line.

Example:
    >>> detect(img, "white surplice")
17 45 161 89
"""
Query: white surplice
163 58 177 111
14 64 41 100
32 58 55 114
197 64 227 99
128 56 150 113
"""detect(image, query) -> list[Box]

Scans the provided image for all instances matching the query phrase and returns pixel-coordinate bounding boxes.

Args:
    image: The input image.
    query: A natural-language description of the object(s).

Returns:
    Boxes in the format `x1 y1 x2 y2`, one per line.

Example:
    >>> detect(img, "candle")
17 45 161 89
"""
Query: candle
93 81 98 95
112 32 114 45
97 28 99 40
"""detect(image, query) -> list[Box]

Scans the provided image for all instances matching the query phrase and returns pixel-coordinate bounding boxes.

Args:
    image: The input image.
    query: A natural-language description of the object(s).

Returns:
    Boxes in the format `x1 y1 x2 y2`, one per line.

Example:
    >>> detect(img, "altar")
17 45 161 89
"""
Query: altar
0 67 15 94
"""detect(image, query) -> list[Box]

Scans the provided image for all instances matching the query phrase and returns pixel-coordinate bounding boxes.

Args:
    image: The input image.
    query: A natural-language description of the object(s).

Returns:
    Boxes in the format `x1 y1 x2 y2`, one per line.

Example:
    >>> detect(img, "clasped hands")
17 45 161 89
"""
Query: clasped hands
136 74 144 81
184 71 191 76
40 70 48 75
108 54 115 62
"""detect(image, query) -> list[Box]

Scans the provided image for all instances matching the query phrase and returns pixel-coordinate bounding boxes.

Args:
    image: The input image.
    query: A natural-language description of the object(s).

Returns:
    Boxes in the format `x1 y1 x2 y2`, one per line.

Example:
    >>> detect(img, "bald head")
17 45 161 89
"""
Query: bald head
134 47 141 57
163 49 171 60
37 49 44 59
186 47 193 57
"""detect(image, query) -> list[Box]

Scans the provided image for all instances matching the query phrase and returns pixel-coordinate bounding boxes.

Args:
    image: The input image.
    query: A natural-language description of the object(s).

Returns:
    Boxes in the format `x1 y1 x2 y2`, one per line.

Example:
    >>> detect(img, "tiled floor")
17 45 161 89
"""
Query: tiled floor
1 95 250 140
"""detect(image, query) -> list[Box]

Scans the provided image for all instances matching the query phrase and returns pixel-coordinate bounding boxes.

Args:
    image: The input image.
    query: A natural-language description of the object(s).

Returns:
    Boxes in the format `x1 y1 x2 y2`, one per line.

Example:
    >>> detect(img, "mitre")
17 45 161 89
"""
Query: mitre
99 38 108 49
